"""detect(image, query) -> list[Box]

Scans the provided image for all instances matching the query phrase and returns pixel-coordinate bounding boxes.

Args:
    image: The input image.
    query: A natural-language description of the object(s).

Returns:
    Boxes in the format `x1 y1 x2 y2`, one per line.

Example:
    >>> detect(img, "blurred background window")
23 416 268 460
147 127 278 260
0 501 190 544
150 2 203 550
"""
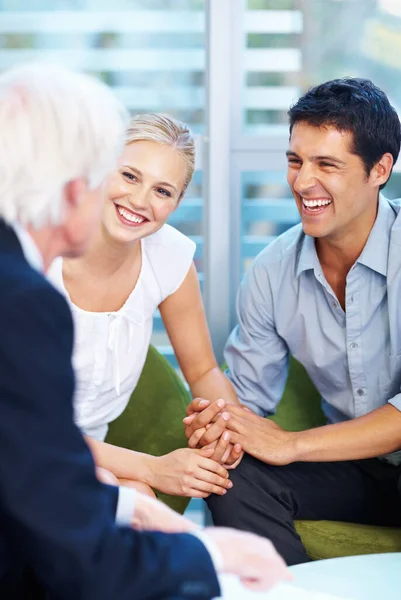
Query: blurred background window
0 0 400 359
236 0 401 299
0 0 206 367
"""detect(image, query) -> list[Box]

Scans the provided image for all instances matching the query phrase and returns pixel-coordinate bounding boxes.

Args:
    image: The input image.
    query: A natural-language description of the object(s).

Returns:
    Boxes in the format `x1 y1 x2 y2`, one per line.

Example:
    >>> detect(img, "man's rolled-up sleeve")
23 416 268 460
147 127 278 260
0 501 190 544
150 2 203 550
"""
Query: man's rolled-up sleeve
224 258 289 416
388 392 401 412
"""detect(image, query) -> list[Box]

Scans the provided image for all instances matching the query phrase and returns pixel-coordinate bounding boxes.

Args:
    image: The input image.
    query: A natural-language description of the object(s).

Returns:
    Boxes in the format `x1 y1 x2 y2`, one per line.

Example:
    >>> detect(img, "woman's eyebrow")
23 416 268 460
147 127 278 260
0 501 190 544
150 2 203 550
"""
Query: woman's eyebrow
122 165 177 192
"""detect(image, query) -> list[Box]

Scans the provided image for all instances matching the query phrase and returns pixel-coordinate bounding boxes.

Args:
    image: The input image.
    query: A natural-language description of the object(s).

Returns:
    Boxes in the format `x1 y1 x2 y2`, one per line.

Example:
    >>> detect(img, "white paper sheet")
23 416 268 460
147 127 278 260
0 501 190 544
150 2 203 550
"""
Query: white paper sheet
216 575 355 600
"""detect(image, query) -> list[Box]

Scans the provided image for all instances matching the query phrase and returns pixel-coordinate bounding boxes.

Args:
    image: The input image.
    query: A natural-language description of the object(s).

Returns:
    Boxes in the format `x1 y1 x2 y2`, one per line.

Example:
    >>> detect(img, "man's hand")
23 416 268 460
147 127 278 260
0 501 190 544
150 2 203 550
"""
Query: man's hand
202 436 244 470
222 445 244 469
132 492 198 533
225 405 296 465
204 527 291 591
133 498 291 591
183 398 244 468
184 398 228 447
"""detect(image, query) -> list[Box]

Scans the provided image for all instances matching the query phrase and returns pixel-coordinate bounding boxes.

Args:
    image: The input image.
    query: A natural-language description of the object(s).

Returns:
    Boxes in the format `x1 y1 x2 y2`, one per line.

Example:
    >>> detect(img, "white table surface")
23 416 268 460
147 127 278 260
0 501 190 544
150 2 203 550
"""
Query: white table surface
217 553 400 600
290 552 400 599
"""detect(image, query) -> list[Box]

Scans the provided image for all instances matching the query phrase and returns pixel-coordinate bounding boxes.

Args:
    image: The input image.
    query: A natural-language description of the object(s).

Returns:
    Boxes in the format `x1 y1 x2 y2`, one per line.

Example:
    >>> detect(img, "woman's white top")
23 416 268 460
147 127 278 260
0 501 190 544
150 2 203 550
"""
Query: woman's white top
47 224 195 442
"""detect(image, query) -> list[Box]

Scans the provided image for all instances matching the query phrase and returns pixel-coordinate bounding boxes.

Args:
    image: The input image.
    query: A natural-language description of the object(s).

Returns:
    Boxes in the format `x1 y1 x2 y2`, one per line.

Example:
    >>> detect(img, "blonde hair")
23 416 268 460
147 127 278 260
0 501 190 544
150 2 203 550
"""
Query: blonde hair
125 113 195 197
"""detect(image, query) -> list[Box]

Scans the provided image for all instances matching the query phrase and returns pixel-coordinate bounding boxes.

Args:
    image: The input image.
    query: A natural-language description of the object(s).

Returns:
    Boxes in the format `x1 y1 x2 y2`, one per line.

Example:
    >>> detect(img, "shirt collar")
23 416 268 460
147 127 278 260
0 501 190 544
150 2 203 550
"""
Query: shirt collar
296 233 319 277
296 195 395 278
357 195 395 276
12 222 44 273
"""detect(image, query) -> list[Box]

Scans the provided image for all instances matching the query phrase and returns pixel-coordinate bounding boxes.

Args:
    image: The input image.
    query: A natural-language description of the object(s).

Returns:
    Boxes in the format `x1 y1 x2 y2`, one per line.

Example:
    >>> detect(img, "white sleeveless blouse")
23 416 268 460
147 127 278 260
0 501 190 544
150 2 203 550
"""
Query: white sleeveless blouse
47 224 195 441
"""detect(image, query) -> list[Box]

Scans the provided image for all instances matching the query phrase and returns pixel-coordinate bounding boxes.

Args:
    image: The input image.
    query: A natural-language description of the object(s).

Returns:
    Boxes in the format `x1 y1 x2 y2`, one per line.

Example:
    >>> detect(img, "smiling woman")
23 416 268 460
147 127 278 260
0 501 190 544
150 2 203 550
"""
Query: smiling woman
102 133 187 247
47 113 239 501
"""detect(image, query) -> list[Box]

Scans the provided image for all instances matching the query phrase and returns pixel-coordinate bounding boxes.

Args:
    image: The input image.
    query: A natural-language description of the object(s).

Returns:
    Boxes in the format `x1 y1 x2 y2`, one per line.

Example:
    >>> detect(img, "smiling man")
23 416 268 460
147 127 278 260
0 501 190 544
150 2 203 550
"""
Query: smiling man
189 78 401 565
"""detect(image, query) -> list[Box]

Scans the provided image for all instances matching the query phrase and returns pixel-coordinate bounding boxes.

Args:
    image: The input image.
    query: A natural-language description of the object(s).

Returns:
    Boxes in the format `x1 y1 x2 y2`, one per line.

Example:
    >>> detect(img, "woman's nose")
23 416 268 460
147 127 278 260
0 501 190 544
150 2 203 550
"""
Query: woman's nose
128 188 149 210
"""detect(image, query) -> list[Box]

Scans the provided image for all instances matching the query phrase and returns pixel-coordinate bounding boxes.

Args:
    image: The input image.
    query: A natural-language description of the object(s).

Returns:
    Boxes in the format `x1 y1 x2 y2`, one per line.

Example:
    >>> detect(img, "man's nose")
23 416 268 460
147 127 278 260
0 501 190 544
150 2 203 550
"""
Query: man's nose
293 164 317 195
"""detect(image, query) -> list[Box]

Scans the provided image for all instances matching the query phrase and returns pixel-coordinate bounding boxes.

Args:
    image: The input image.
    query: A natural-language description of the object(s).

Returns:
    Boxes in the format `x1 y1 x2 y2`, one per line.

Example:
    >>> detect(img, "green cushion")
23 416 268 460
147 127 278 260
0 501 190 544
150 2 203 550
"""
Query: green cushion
279 357 401 559
271 357 326 431
295 520 401 560
106 345 191 514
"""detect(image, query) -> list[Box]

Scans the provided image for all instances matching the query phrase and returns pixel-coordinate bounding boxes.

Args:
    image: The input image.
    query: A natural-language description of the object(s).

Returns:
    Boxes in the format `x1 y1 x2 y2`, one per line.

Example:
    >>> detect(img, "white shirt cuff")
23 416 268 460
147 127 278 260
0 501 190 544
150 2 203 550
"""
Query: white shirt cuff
115 486 136 526
190 530 223 572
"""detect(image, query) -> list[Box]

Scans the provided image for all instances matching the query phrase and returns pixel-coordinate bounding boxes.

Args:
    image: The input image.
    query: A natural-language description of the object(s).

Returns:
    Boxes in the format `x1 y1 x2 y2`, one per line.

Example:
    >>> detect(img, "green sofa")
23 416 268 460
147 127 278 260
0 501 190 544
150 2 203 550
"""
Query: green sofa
106 345 401 559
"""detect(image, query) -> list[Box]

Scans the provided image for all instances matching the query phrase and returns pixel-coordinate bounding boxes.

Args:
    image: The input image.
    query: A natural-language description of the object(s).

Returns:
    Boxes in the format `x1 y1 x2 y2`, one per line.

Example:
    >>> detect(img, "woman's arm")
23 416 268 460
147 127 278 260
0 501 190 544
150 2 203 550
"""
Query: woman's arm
85 435 232 497
159 263 240 406
160 264 243 467
84 435 154 482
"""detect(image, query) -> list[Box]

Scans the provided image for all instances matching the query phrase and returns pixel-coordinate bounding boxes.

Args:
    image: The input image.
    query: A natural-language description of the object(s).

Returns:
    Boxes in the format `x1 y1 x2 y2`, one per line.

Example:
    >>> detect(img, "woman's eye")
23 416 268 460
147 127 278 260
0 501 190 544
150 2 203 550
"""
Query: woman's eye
122 171 137 182
156 188 171 197
320 162 335 168
288 159 301 166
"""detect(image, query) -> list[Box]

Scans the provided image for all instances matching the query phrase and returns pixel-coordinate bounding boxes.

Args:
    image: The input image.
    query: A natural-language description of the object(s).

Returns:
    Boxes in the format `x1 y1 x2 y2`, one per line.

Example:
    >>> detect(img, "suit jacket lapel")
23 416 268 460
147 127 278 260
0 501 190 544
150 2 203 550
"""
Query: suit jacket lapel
0 220 24 257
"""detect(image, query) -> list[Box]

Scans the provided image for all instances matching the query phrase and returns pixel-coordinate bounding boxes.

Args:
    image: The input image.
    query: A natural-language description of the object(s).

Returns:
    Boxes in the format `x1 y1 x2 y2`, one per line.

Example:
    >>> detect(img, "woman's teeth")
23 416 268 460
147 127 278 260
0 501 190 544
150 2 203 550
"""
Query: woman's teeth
117 206 145 223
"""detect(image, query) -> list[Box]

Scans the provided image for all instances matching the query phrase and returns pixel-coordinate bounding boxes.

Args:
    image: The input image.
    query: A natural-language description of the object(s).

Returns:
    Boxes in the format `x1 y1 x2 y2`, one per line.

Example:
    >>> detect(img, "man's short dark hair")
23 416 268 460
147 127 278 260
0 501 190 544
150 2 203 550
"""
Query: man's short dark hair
288 78 401 189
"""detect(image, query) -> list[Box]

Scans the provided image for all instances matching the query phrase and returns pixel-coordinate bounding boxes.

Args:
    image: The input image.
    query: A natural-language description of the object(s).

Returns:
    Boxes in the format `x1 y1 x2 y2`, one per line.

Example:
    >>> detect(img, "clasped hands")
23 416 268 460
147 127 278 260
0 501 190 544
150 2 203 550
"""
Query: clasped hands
183 398 296 467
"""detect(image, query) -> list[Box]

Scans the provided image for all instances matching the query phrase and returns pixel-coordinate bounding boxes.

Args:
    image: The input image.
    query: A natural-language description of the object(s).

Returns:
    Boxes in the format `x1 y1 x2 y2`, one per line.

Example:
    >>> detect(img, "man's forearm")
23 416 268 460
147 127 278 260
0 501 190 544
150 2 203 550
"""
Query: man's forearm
291 404 401 462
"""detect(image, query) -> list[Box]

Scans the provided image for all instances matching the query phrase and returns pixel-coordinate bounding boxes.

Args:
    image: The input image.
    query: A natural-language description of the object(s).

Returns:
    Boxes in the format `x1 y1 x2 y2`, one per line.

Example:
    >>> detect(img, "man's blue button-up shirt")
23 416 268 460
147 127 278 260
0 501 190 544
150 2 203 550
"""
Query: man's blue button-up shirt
225 196 401 462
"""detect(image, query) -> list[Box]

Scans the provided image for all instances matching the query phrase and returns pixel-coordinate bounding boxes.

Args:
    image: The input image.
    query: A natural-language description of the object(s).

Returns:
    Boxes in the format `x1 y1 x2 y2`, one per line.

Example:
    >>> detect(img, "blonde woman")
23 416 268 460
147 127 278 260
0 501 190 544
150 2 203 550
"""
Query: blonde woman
48 113 241 499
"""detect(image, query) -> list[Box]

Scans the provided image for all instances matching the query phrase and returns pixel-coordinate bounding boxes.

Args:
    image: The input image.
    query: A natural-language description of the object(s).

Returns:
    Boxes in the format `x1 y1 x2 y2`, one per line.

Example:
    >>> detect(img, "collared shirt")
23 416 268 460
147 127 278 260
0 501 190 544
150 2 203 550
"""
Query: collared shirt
225 196 401 464
12 221 44 272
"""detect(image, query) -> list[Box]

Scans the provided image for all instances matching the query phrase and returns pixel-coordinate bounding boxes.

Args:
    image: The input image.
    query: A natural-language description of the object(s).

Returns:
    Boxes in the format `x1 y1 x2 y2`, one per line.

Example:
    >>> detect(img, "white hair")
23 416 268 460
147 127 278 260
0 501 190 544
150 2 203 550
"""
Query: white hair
0 62 128 227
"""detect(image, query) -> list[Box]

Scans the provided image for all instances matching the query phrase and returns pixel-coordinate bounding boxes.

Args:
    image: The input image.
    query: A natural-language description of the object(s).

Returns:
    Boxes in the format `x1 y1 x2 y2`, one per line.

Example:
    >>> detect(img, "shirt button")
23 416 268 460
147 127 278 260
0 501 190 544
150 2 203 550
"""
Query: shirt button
350 342 358 349
332 301 337 308
356 388 365 396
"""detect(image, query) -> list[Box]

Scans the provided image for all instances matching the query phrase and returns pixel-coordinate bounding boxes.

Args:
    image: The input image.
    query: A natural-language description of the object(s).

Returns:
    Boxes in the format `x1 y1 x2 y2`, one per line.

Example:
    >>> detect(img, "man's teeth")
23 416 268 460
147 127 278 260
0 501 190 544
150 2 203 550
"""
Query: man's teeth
117 206 145 223
302 199 332 208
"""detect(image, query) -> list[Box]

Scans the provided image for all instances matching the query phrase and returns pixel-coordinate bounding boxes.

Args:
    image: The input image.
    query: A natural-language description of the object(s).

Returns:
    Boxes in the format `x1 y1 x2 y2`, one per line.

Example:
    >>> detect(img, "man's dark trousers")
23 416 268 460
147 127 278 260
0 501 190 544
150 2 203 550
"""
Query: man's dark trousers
207 453 401 565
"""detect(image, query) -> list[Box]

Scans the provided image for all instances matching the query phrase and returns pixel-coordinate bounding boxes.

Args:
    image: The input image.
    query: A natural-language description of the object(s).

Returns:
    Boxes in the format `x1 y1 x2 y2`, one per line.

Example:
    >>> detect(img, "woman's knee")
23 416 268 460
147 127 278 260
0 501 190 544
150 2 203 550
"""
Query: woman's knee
95 467 156 497
96 467 119 486
118 479 156 498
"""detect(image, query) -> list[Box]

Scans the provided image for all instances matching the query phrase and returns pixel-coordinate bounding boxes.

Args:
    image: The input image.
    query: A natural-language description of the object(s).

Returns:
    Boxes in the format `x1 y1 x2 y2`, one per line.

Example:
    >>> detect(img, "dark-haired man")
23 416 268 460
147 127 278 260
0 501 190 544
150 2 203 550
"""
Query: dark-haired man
185 78 401 565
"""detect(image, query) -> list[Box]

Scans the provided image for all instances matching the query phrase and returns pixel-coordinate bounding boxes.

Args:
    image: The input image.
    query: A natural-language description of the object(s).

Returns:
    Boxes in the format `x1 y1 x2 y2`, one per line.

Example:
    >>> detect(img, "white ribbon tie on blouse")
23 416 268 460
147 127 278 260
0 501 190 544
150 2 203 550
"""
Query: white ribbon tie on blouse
107 303 145 396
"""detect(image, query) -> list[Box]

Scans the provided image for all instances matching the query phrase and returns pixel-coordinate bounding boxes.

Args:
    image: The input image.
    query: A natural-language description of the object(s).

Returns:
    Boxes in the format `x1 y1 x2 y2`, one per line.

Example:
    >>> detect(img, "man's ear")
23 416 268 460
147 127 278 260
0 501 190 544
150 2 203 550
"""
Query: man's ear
370 152 394 188
63 178 87 212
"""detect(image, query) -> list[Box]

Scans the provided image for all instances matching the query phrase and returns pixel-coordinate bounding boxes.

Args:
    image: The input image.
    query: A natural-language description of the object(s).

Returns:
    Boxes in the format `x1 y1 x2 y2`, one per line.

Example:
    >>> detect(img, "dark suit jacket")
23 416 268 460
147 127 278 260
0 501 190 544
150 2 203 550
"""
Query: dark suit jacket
0 221 220 600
